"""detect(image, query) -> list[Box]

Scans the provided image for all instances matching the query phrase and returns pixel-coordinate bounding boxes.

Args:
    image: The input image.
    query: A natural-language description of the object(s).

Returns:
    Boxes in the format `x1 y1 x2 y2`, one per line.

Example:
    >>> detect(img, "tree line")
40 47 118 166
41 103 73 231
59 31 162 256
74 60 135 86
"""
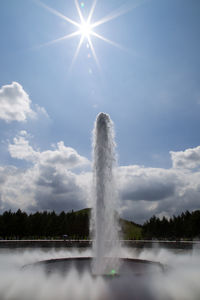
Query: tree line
1 208 200 240
142 210 200 239
0 209 89 239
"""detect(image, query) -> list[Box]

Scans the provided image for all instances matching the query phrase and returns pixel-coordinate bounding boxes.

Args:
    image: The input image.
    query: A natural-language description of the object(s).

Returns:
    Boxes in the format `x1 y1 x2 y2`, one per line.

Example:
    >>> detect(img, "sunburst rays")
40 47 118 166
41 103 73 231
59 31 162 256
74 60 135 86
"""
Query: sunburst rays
35 0 144 68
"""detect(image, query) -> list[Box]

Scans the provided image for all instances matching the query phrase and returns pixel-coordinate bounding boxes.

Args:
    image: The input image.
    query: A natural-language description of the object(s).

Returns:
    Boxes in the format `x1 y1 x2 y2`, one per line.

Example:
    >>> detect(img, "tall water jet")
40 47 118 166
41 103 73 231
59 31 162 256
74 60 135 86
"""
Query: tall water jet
21 113 166 300
92 113 120 275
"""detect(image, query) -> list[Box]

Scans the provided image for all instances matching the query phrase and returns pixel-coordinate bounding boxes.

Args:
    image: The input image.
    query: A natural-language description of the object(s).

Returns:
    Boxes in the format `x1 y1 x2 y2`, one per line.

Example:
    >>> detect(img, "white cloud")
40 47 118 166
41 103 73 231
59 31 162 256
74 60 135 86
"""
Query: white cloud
170 145 200 169
1 136 200 224
34 165 86 211
8 133 89 169
19 130 29 136
34 104 49 119
39 141 89 169
0 82 47 123
117 165 178 223
9 135 39 162
117 163 200 224
118 165 177 201
0 132 90 213
0 162 89 213
0 166 36 211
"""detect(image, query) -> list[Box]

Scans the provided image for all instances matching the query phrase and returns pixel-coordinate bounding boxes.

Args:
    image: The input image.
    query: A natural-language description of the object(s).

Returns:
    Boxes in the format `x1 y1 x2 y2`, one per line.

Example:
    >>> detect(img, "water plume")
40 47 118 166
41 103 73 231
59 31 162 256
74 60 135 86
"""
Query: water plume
92 113 120 275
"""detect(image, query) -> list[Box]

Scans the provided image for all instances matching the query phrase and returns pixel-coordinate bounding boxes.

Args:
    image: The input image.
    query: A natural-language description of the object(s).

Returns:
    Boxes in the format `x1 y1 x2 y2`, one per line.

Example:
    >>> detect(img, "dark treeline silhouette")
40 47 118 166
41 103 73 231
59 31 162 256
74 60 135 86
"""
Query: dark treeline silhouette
143 210 200 240
1 208 200 240
0 209 90 239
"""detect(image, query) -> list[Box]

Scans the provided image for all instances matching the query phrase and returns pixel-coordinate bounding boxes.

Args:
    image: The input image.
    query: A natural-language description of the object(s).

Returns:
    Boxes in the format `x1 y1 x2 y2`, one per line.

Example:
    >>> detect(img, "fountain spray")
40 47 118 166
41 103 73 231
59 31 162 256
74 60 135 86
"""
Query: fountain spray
92 113 120 275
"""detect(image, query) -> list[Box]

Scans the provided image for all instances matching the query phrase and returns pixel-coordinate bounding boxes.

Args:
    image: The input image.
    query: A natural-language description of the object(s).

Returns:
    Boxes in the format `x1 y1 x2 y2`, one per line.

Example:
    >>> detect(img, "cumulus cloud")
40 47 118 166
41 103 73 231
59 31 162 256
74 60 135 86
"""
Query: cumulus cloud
8 133 89 168
2 135 200 224
117 163 200 224
34 166 86 211
0 132 90 213
170 145 200 169
0 166 29 212
39 142 89 169
9 135 39 162
118 166 176 201
0 82 47 122
117 166 177 223
0 163 88 214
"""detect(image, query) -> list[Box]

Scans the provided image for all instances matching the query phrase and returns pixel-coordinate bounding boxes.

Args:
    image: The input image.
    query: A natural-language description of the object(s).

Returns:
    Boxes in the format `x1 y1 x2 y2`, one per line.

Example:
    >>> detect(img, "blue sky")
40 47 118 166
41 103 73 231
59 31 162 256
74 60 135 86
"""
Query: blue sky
0 0 200 223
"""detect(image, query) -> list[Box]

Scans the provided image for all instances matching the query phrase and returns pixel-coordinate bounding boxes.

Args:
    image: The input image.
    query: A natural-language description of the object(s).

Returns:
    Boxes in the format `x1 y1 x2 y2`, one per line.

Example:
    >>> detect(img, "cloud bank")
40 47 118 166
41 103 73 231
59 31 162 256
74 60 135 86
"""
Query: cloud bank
1 133 200 223
117 156 200 223
0 131 90 214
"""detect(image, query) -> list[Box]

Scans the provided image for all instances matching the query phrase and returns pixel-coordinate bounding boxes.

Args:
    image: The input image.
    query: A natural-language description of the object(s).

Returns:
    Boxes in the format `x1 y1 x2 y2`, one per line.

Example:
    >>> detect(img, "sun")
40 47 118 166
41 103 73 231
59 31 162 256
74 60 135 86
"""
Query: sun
36 0 132 69
79 21 92 39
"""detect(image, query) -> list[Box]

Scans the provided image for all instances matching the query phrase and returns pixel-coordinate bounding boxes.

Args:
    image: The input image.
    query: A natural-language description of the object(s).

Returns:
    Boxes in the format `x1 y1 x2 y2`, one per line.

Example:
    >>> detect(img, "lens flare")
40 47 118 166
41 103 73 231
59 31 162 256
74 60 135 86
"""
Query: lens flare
35 0 138 69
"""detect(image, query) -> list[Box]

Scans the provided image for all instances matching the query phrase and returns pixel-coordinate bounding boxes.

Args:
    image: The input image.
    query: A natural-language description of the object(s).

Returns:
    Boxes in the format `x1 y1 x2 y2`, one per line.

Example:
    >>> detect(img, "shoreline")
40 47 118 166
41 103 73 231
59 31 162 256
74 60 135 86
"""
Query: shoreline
0 240 199 249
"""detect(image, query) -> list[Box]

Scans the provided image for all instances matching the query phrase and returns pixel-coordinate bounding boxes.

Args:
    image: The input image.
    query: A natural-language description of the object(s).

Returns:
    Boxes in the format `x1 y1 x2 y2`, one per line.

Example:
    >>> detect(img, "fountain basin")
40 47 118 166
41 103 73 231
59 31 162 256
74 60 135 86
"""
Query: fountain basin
24 257 164 300
26 257 163 276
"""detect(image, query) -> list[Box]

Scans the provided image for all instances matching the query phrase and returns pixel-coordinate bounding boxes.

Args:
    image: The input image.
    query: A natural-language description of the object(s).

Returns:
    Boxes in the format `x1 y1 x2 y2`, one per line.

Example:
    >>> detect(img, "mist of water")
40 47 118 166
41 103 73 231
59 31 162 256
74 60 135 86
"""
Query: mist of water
0 248 109 300
1 247 200 300
92 113 120 275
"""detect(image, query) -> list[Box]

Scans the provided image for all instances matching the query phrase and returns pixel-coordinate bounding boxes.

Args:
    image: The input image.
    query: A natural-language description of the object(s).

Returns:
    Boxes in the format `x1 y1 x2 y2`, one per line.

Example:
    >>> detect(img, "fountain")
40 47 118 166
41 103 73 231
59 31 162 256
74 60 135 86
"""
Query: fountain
2 113 200 300
24 113 164 299
92 113 120 275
